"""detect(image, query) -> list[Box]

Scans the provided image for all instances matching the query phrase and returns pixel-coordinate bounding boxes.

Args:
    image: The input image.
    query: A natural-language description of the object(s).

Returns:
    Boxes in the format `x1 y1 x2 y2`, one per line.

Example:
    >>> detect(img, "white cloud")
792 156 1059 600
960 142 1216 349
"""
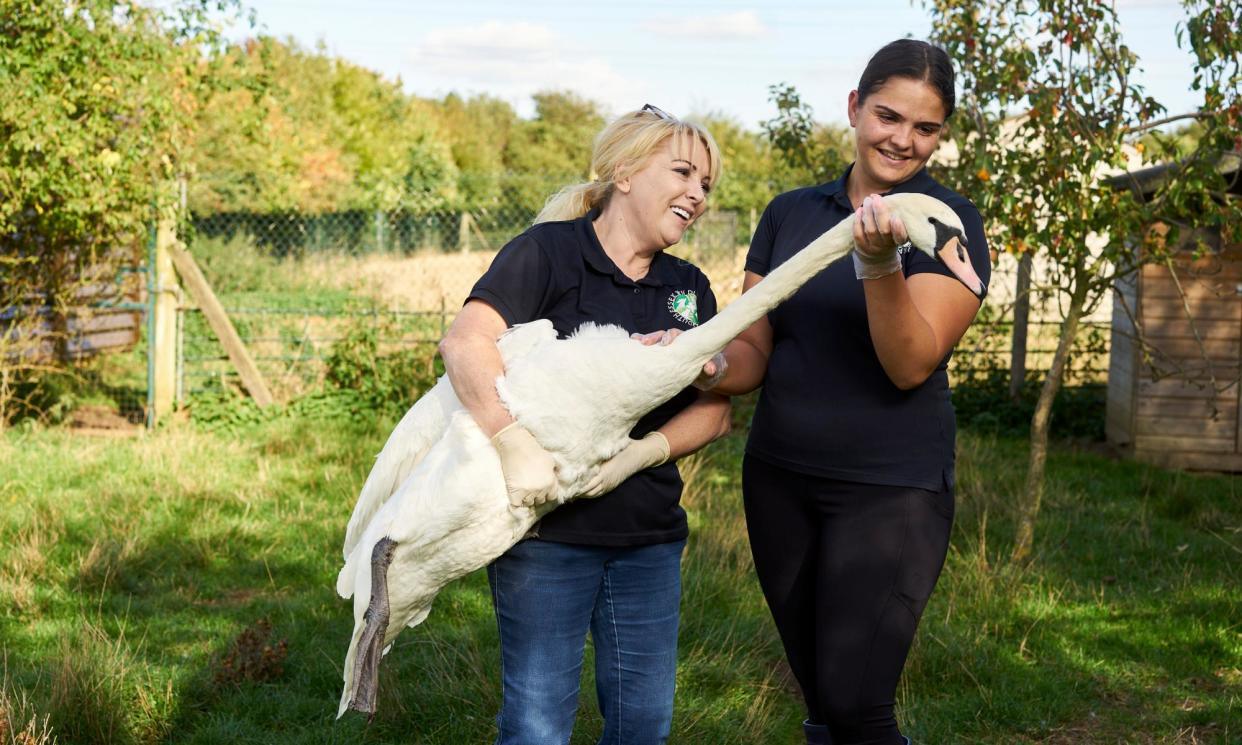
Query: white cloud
404 20 644 117
641 10 769 40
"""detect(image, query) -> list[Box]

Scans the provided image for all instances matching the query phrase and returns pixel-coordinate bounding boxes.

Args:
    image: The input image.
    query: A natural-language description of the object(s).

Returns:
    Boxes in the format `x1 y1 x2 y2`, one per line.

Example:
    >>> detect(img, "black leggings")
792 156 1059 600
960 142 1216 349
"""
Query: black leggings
742 455 954 745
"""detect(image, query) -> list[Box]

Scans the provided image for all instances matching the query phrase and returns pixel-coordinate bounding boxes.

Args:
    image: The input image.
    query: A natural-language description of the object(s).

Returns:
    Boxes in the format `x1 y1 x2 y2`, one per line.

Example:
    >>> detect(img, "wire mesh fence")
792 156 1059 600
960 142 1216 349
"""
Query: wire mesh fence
174 204 1111 409
5 188 1115 429
176 203 747 404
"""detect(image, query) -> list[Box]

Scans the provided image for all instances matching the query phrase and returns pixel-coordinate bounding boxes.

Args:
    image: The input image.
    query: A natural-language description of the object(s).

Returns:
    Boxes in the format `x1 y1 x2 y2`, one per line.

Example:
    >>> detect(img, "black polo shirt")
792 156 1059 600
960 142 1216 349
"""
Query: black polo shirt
745 165 991 490
468 209 717 547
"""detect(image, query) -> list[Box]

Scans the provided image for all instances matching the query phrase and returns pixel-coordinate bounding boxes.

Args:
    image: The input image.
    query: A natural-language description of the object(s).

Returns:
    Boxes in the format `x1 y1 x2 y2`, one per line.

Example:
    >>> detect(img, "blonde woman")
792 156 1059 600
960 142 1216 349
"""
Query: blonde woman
437 106 730 745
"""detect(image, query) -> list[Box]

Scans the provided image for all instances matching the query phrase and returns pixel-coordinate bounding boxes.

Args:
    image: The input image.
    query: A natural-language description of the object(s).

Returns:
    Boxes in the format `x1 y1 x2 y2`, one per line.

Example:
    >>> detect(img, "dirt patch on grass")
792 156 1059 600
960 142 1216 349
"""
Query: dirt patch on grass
68 405 142 435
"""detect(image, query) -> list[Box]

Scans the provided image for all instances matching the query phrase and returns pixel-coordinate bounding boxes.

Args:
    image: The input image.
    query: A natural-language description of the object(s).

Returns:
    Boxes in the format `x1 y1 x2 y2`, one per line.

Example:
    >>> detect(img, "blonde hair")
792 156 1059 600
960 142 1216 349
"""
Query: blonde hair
534 108 723 224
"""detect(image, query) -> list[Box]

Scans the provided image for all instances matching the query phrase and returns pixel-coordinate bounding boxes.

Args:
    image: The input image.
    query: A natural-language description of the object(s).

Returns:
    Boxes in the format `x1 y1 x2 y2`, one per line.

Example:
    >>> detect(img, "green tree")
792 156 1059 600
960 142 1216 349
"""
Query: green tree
0 0 234 423
502 91 606 214
926 0 1242 562
436 93 519 208
187 36 458 214
762 83 853 191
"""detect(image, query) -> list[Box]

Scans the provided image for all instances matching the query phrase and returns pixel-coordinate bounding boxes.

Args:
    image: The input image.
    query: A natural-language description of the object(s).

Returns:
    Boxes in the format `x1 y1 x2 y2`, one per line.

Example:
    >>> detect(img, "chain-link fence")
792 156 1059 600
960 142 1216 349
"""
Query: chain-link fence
176 199 748 405
173 201 1111 411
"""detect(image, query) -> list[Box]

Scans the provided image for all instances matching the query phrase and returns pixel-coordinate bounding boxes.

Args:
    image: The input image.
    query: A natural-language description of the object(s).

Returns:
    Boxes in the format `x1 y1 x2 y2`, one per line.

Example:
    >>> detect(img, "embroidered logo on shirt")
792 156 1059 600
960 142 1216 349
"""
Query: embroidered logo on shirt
667 290 699 326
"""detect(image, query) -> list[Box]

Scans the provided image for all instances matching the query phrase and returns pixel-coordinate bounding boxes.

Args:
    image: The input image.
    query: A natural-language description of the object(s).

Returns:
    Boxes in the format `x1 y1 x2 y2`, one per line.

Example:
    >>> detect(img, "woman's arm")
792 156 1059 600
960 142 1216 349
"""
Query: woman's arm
659 390 732 459
862 270 980 389
854 195 981 390
583 389 730 497
437 299 516 437
439 299 559 506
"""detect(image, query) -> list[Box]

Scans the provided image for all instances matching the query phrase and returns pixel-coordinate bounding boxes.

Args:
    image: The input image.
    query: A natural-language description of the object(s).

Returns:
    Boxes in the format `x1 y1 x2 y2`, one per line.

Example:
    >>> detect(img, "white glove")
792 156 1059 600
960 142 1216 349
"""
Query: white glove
491 423 558 507
582 432 670 498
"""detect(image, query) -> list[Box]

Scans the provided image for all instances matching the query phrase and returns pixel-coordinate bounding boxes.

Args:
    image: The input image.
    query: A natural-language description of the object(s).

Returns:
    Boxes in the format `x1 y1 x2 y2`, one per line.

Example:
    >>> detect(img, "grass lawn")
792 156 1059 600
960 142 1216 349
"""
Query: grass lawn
1 408 1238 744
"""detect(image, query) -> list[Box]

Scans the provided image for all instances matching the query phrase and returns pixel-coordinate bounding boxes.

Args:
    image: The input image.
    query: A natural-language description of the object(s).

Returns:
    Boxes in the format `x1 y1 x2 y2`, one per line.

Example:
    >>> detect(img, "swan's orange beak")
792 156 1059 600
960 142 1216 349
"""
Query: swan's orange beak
936 237 986 300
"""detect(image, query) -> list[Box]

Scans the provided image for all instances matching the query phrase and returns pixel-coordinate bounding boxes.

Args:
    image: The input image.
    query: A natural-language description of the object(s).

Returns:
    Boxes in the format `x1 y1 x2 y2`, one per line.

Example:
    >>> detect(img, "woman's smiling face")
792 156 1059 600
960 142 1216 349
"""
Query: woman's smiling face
847 76 947 194
617 133 713 251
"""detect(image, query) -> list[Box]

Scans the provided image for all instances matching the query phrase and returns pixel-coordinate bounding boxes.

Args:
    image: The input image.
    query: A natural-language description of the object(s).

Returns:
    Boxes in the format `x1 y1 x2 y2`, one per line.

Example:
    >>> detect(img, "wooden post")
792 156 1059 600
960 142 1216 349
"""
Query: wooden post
1010 252 1032 401
151 215 179 423
468 213 492 251
459 211 471 252
169 244 275 407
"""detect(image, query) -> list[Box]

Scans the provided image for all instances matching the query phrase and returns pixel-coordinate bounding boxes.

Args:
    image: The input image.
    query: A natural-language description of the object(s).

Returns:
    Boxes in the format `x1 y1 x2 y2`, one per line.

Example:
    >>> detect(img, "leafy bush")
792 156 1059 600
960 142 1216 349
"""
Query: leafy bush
323 323 441 412
187 318 440 431
954 370 1105 440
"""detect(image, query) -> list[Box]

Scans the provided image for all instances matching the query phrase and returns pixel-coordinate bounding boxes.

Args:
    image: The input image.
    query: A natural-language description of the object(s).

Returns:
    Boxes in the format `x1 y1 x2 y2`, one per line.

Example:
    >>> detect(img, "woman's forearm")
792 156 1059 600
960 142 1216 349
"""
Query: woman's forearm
658 391 731 460
863 274 941 389
439 327 514 438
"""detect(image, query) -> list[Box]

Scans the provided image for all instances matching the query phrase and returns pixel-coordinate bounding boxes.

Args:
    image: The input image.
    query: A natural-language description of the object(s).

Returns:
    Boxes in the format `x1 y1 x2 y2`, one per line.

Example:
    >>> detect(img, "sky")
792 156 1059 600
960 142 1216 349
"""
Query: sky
225 0 1203 130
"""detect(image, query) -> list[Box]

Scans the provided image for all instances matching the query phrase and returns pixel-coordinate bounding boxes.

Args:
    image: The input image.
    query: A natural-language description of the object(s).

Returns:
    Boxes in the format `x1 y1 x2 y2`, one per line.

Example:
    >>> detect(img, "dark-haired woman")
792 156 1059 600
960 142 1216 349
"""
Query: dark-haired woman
701 40 992 745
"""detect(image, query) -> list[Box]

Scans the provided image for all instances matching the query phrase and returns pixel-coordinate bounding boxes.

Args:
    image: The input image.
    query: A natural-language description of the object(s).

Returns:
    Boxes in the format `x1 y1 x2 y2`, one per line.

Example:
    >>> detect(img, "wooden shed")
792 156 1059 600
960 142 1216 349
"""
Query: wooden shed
1106 157 1242 471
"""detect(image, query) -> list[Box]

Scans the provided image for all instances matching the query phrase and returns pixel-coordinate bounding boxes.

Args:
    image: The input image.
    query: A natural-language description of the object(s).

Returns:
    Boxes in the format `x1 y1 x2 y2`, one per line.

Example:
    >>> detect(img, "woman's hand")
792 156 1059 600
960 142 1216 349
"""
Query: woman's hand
581 431 670 498
852 194 909 280
631 330 727 390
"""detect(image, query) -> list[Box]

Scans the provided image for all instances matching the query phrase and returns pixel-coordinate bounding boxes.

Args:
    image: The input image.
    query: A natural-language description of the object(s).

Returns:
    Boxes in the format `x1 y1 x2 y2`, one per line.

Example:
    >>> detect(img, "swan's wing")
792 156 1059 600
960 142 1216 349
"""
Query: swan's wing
337 411 532 717
340 378 459 567
338 320 558 592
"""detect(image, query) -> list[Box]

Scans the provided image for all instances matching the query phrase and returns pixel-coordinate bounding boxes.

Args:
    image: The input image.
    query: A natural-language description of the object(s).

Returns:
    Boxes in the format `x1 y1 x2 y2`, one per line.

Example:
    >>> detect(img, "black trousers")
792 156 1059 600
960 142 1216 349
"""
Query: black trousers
742 455 954 745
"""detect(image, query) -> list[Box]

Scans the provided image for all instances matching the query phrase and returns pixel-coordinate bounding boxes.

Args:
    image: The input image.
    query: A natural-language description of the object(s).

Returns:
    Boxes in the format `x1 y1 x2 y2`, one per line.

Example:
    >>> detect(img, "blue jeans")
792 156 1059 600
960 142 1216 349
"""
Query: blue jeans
486 538 686 745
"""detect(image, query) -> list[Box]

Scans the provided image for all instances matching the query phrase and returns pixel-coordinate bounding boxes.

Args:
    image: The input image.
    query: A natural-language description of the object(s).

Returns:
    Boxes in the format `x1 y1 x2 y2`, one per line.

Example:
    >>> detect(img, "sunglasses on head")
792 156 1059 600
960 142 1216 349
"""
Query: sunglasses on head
640 103 675 121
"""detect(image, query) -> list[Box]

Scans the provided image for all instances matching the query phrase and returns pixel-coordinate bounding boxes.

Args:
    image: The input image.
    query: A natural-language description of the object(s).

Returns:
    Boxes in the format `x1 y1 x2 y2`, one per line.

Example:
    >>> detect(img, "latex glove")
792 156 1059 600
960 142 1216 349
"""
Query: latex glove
582 431 670 498
693 351 727 391
852 194 907 280
491 423 558 507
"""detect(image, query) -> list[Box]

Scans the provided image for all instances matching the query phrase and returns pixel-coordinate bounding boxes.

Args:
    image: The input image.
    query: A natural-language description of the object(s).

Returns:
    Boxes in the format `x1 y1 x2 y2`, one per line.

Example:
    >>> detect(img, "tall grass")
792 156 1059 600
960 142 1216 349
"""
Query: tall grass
1 411 1238 743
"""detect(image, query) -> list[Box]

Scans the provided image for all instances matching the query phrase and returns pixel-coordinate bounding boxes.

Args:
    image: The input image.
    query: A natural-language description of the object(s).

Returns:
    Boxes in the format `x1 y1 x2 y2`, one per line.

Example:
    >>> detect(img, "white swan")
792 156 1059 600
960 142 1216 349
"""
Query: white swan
335 192 984 718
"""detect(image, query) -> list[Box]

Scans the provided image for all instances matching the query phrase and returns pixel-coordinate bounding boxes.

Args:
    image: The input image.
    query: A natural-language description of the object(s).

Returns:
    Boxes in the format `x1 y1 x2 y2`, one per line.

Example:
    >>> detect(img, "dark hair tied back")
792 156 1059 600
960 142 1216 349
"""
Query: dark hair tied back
857 39 955 119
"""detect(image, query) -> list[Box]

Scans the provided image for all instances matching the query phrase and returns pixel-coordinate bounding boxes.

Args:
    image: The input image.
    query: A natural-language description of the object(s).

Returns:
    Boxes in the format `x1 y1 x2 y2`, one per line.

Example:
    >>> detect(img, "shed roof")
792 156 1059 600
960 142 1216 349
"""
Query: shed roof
1105 150 1242 200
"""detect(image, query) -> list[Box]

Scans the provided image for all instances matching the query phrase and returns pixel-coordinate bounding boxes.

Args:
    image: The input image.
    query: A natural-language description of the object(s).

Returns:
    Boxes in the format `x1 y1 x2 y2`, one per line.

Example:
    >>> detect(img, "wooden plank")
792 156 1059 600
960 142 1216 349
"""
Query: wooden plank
1138 395 1237 418
169 244 274 407
69 328 139 354
1141 276 1239 301
1134 433 1236 453
1138 378 1240 398
1142 316 1240 340
1140 361 1240 382
1140 336 1240 361
67 311 140 335
1135 414 1237 438
1140 297 1241 321
1135 448 1242 472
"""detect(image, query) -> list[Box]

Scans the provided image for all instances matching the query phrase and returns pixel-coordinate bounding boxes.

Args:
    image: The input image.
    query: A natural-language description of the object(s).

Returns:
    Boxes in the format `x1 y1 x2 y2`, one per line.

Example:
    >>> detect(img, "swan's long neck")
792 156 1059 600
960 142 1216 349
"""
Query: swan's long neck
673 214 856 360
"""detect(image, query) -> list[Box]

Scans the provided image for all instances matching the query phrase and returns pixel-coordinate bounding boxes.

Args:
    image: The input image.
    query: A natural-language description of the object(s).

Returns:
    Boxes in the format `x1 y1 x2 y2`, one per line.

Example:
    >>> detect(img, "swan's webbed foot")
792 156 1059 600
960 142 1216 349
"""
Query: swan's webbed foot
348 537 397 717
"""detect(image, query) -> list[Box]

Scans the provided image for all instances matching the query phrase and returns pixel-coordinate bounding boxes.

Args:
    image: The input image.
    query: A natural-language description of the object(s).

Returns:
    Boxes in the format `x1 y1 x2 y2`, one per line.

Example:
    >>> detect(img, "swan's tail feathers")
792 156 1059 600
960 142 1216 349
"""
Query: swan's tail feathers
339 537 398 719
